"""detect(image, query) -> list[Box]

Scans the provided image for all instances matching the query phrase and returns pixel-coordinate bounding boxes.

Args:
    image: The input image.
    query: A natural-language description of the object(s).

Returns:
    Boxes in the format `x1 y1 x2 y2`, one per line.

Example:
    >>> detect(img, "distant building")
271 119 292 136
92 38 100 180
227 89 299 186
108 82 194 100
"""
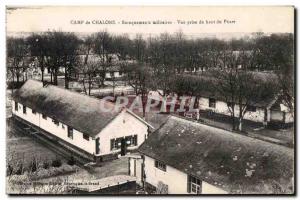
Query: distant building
198 91 294 126
12 80 153 161
105 65 125 80
130 116 294 194
148 87 294 127
78 54 126 80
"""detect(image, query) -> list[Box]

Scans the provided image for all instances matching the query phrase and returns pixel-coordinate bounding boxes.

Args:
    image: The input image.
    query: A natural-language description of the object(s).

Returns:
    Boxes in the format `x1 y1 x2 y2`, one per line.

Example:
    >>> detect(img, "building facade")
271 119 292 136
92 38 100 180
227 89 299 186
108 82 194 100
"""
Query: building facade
12 80 153 161
198 96 294 124
129 155 227 194
148 91 294 126
131 116 294 194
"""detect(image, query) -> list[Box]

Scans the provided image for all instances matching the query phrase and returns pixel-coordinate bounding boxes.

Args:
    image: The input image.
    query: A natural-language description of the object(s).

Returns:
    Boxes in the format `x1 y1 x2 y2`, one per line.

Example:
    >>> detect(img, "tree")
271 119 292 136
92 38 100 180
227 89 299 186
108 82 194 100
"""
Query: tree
44 31 80 87
173 74 212 110
211 67 278 131
210 38 280 131
93 31 114 86
123 63 152 118
27 33 48 83
148 33 176 112
111 34 133 60
78 59 99 96
210 68 239 130
7 37 28 87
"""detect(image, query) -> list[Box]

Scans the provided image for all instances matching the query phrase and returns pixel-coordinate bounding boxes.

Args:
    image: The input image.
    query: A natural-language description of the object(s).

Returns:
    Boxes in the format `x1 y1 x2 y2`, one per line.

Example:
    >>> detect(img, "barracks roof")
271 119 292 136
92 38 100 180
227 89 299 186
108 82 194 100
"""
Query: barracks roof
12 79 121 137
139 116 294 194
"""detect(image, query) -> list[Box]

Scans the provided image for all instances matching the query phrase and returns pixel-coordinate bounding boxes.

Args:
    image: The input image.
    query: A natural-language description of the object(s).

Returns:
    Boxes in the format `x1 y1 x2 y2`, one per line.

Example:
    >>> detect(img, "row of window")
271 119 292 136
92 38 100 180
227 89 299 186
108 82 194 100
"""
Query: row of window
208 98 256 112
14 101 90 141
110 135 138 150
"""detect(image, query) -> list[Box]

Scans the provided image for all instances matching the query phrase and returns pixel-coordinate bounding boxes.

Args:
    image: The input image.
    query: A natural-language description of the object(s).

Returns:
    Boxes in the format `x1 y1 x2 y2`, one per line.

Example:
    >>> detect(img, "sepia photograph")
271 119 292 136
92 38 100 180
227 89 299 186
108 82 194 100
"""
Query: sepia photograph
5 6 295 195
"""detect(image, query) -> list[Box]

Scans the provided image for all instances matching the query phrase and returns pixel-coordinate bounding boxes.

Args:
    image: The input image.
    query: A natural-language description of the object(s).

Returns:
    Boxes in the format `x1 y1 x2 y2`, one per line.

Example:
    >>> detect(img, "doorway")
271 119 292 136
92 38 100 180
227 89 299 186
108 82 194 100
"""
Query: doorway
95 138 100 154
121 138 126 156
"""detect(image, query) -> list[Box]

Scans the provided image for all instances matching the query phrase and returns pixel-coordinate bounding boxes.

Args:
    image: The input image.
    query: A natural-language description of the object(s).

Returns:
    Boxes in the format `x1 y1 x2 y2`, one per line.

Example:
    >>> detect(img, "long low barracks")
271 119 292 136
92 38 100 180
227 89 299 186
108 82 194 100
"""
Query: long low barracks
12 80 153 161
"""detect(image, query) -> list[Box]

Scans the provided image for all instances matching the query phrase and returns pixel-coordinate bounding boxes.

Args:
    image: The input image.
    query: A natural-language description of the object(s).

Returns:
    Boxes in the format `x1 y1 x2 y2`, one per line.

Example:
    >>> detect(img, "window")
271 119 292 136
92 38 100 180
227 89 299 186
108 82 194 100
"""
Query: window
83 133 89 141
15 102 18 111
187 175 202 194
42 114 47 120
96 138 100 154
246 105 256 112
110 135 138 150
209 98 216 108
125 135 138 146
110 138 121 150
52 119 59 126
68 127 73 139
62 124 65 129
32 109 36 114
110 72 114 77
23 106 27 114
155 160 166 172
119 71 123 76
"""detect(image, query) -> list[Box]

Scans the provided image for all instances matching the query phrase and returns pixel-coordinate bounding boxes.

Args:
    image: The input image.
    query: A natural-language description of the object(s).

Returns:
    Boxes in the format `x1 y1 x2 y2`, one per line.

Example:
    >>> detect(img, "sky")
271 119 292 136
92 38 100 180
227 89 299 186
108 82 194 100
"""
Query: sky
6 6 294 38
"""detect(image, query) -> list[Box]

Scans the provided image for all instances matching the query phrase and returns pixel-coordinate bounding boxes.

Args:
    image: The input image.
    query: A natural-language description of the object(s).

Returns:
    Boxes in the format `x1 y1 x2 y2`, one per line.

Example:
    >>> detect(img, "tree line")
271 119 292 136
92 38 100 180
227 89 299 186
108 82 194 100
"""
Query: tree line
7 30 294 131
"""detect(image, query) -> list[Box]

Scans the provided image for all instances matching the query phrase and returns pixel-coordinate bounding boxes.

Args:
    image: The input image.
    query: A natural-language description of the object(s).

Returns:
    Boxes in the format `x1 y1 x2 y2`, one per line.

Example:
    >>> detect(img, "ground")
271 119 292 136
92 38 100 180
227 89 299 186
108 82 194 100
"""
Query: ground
7 116 129 177
7 119 66 172
6 119 129 194
6 84 130 193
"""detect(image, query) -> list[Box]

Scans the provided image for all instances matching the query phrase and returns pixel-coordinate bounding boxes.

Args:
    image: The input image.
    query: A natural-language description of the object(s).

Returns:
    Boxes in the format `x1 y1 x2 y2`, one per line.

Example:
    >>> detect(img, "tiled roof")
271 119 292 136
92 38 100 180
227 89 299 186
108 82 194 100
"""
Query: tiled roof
139 116 294 194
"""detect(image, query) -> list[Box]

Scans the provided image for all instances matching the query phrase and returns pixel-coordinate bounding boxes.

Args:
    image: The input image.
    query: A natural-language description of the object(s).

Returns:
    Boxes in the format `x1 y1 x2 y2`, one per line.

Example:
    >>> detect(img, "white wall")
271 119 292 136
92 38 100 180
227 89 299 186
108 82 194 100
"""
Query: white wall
12 101 150 157
12 100 96 155
142 156 227 194
96 110 148 156
280 103 294 123
39 114 95 154
270 110 283 121
202 181 228 194
143 156 188 194
129 157 143 185
105 71 123 79
12 100 40 128
199 97 265 123
285 112 294 123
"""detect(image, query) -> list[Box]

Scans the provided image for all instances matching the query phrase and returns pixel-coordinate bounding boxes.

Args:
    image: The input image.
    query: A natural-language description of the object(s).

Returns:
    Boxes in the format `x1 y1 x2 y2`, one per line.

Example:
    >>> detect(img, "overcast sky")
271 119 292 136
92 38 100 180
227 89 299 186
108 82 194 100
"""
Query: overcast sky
6 6 294 38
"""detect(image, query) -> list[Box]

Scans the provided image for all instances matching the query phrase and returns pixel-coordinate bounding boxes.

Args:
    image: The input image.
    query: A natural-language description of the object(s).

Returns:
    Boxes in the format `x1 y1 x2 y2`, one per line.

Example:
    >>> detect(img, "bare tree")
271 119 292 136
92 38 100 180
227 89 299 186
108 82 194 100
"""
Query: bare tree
7 37 28 89
211 67 277 131
93 31 114 86
44 31 80 87
123 63 152 117
148 33 176 112
27 33 48 83
78 59 99 96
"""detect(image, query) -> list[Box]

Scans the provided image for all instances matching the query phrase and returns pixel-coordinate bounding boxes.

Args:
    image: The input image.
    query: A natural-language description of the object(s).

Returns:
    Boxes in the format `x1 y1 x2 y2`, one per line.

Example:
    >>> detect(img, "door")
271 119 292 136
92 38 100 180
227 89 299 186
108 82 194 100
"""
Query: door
134 160 136 176
95 138 100 154
264 108 268 122
121 138 126 156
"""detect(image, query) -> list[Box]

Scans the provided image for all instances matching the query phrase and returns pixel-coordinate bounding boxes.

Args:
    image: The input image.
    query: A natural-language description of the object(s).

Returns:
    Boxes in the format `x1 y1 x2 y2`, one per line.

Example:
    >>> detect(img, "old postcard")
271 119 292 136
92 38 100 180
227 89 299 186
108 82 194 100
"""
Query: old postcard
6 6 294 195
